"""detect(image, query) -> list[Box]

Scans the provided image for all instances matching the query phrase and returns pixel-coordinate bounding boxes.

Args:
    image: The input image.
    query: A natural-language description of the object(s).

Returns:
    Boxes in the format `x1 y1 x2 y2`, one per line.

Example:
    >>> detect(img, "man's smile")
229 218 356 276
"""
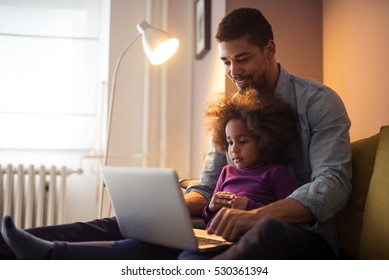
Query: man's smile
233 77 252 90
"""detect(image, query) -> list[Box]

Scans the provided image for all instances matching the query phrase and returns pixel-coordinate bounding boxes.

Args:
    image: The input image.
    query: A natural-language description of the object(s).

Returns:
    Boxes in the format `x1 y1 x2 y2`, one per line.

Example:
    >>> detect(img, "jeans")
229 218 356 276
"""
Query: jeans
1 217 336 260
0 217 122 259
180 217 337 260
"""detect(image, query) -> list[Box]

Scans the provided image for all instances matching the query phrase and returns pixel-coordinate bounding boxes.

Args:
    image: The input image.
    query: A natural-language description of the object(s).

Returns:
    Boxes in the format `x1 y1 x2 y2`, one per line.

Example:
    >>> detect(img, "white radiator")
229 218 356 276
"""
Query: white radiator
0 164 79 229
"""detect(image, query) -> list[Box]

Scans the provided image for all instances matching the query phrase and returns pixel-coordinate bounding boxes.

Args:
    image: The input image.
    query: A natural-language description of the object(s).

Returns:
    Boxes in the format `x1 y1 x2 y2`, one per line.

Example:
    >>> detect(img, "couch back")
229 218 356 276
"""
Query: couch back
337 126 389 259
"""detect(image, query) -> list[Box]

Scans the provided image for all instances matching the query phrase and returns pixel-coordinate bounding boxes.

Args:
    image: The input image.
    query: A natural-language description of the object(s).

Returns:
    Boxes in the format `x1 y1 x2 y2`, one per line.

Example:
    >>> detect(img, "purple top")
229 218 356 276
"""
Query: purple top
203 164 297 225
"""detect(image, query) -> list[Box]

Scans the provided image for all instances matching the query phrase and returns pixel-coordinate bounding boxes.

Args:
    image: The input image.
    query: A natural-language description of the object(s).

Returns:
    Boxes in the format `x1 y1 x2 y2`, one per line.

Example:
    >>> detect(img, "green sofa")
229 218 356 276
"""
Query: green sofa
337 125 389 259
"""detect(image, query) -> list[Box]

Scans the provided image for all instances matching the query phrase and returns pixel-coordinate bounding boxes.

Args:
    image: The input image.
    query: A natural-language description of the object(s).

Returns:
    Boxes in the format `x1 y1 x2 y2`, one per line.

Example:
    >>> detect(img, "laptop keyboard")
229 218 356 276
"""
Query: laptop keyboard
196 236 229 246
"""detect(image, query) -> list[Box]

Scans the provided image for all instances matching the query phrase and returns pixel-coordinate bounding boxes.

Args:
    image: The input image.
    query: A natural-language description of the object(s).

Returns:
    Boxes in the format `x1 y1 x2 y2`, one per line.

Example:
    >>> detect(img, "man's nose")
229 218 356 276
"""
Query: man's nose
228 62 242 77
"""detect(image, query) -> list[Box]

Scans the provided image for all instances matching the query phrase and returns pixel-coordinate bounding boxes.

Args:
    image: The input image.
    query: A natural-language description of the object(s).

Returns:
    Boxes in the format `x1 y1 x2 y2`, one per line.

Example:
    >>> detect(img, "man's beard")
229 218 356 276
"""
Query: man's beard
232 75 263 94
238 85 257 95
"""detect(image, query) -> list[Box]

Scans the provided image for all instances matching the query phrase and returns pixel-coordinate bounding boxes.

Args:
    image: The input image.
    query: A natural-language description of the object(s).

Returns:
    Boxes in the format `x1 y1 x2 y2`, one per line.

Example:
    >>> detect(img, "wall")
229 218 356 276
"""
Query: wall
190 0 226 177
164 0 193 176
106 0 192 177
323 0 389 141
100 0 193 216
106 0 148 168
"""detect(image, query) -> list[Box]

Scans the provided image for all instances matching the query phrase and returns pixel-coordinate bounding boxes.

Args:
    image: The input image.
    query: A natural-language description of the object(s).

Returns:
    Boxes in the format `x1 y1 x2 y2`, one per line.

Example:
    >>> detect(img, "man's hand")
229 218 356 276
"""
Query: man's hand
207 207 259 241
207 198 315 241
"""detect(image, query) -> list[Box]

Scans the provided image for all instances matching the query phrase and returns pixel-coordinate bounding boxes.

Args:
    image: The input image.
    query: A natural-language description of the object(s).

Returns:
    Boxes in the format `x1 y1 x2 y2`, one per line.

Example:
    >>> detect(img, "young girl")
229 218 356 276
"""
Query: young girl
1 89 300 260
202 89 299 228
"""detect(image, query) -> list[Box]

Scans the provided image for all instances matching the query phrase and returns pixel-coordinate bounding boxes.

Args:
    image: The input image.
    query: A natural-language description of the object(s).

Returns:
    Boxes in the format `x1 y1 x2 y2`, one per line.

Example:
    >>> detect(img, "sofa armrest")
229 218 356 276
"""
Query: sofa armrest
337 131 379 259
179 178 206 229
359 126 389 259
179 178 200 189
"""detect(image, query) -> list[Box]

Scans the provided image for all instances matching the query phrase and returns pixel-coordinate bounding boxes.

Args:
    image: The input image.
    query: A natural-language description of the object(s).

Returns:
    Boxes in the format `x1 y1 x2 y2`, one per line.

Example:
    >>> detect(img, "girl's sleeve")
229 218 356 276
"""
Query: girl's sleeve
202 167 227 225
273 165 297 199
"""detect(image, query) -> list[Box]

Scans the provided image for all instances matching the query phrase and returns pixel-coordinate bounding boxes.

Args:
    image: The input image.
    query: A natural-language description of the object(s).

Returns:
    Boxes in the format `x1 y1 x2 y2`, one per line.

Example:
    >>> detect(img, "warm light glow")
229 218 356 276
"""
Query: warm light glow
136 21 179 66
149 38 179 65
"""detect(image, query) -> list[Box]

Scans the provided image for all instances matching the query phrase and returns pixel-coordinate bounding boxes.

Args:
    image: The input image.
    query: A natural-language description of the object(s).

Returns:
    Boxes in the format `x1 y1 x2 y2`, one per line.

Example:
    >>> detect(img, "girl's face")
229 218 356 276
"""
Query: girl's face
225 119 263 169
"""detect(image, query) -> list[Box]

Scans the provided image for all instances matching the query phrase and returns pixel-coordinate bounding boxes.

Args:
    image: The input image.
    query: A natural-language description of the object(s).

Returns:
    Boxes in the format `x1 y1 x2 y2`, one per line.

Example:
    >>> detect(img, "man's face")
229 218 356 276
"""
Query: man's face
219 37 272 93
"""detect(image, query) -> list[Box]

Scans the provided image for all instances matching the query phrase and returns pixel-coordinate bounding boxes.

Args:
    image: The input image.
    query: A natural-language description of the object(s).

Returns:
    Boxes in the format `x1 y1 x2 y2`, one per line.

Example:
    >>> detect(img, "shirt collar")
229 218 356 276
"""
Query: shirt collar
274 63 289 101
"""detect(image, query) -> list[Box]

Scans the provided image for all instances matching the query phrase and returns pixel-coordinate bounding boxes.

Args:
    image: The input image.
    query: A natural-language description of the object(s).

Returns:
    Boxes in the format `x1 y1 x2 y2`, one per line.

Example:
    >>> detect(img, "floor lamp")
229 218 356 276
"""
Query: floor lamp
99 21 179 218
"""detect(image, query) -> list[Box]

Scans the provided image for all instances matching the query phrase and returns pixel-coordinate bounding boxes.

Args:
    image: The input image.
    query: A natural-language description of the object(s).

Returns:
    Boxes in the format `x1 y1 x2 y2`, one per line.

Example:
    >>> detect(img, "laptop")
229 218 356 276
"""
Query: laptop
101 166 233 252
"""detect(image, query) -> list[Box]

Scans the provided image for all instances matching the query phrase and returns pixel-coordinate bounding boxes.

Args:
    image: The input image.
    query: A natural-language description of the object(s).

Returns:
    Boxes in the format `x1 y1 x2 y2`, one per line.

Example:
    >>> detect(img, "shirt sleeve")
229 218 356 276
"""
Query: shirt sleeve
185 144 228 201
288 87 352 222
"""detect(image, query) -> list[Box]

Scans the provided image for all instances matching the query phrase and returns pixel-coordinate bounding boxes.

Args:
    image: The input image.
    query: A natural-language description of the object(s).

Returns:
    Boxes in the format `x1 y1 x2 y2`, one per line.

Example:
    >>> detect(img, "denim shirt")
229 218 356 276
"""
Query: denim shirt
185 64 352 255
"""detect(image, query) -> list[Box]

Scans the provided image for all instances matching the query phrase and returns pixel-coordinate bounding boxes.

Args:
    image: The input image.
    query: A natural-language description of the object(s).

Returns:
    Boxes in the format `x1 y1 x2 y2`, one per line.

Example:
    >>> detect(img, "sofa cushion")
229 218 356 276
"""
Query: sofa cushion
337 130 379 259
359 126 389 259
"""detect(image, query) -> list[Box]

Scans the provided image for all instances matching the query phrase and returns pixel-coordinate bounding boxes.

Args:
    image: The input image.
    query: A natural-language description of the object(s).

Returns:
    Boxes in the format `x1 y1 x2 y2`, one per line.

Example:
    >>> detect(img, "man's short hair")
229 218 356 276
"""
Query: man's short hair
216 8 274 50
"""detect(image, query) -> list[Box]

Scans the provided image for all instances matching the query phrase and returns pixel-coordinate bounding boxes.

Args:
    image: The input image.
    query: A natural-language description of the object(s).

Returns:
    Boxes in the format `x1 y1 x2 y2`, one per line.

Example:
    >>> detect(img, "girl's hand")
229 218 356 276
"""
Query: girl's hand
208 192 235 212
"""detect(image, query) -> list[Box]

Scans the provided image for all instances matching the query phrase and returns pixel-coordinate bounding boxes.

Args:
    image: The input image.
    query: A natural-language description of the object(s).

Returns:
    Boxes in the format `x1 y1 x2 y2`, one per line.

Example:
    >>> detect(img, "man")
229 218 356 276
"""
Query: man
0 7 351 260
184 7 351 259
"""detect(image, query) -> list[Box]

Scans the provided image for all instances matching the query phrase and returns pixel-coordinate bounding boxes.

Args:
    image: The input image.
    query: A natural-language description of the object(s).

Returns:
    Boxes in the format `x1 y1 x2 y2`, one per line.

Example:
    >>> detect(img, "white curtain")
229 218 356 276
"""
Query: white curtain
0 0 106 152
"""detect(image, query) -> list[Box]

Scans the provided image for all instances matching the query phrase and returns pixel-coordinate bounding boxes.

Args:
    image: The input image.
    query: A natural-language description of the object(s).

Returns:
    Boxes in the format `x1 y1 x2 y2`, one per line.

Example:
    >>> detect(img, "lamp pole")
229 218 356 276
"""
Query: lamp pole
103 33 141 166
98 21 179 218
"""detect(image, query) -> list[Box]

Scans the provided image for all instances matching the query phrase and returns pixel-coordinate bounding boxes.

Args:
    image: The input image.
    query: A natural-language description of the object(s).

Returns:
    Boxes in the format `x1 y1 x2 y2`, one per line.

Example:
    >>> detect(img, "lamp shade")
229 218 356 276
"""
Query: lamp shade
136 21 179 65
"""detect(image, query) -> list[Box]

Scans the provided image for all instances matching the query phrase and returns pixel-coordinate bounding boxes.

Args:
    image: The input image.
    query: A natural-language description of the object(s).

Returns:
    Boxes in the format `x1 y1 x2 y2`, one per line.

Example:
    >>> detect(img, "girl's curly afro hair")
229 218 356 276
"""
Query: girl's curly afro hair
205 89 300 165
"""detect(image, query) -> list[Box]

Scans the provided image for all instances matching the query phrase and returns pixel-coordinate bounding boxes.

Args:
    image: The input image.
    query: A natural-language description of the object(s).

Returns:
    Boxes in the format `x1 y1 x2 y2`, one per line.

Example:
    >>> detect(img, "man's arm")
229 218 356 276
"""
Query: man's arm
288 87 352 222
184 145 228 216
255 198 314 224
208 198 314 241
184 191 208 217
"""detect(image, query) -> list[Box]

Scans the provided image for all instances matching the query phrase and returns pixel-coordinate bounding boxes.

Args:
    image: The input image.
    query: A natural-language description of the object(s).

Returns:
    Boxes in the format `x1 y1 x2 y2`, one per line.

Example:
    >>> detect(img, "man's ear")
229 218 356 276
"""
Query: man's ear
266 40 276 59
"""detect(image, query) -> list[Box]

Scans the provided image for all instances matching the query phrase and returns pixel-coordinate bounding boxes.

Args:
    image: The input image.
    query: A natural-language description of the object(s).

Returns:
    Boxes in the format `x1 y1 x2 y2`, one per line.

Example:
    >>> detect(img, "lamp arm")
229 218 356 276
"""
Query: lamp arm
104 32 142 166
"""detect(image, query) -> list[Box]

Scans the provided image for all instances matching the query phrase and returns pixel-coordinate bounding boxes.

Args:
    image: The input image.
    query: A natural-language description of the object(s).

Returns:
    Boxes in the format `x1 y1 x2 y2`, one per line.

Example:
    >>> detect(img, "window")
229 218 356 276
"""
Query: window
0 0 108 151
